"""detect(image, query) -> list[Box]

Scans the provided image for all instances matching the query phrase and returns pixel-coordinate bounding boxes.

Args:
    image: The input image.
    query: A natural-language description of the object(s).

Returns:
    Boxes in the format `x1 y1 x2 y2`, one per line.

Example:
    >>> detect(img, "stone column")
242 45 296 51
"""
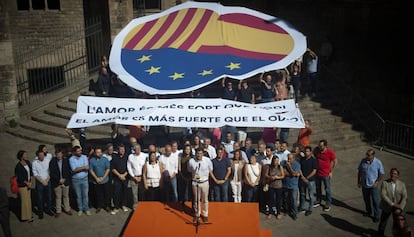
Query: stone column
108 0 134 42
0 1 19 131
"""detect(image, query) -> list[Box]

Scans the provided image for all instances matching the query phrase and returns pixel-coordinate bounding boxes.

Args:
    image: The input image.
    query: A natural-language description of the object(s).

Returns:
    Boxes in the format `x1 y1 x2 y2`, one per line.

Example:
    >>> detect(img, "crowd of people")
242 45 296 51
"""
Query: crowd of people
10 133 412 236
92 48 320 102
5 47 410 237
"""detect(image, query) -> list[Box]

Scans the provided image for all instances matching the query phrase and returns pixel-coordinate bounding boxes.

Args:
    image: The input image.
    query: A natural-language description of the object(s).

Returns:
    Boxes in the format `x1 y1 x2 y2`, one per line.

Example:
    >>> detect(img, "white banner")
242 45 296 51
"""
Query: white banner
67 96 304 129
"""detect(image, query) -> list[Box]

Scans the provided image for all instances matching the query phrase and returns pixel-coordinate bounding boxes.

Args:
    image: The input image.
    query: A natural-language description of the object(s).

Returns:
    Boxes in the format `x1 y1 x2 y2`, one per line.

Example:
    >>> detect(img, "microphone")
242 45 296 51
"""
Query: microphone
195 162 201 180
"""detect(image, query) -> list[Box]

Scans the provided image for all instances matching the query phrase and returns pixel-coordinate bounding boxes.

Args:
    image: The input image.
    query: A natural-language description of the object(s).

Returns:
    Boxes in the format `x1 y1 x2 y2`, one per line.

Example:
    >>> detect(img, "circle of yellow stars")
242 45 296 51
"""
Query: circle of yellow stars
137 55 241 80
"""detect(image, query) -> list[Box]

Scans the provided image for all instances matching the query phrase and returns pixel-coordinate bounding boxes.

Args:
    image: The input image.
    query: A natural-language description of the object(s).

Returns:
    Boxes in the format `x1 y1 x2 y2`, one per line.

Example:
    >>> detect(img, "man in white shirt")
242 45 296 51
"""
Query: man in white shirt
221 132 235 154
159 144 179 202
188 148 213 224
274 141 290 166
32 150 54 218
127 144 148 210
146 144 160 160
171 141 180 159
203 138 217 159
35 144 53 161
228 141 248 162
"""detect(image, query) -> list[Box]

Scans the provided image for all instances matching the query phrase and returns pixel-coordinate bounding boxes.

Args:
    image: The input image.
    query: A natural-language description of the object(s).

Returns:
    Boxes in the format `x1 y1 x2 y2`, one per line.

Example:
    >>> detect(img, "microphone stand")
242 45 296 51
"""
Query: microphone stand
186 162 211 233
194 180 201 233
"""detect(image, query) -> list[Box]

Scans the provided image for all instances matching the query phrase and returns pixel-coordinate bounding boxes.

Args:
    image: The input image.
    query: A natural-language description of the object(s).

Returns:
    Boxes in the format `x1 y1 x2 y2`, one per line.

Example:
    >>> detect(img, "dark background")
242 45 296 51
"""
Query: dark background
196 0 412 125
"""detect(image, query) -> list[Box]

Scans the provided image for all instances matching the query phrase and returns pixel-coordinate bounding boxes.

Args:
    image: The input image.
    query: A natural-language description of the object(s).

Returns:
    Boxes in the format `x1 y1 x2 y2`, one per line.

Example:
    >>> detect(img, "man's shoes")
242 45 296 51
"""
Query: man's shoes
122 206 129 212
323 206 331 212
313 202 321 208
55 213 61 218
202 216 209 223
305 211 312 216
111 208 119 215
276 214 282 220
45 210 56 217
299 209 306 214
292 214 297 220
96 208 102 213
64 210 73 216
77 211 83 216
85 210 92 216
105 207 112 213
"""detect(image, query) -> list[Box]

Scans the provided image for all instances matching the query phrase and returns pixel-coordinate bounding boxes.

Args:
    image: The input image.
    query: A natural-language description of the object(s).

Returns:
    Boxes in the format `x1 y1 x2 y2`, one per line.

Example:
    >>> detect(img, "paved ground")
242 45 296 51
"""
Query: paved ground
0 131 413 237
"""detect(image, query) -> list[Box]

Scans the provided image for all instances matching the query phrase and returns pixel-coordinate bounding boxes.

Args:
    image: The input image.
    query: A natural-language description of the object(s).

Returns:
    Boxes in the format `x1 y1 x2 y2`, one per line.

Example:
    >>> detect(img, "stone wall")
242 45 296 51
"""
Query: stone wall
8 0 85 41
7 0 87 107
108 0 134 42
0 0 19 131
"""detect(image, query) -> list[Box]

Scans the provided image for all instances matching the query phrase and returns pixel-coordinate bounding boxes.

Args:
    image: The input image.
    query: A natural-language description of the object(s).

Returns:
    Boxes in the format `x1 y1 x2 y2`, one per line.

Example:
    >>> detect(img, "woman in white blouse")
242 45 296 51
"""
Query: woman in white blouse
143 151 164 201
230 150 246 203
244 154 262 202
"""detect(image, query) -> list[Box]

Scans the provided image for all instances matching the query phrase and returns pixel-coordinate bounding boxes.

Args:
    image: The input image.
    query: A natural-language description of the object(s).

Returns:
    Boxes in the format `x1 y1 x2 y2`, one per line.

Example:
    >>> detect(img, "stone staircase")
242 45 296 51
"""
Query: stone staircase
6 79 367 152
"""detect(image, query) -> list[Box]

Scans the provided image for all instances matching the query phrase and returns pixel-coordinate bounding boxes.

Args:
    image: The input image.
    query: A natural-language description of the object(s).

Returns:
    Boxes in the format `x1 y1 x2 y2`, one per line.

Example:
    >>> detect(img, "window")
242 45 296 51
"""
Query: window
17 0 60 11
17 0 30 10
32 0 45 10
145 0 161 9
28 66 65 94
47 0 60 10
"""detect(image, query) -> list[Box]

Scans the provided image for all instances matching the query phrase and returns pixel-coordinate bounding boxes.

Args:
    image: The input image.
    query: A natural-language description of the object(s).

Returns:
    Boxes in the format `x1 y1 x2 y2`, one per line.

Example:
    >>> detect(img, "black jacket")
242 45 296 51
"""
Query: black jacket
49 157 72 187
14 161 33 188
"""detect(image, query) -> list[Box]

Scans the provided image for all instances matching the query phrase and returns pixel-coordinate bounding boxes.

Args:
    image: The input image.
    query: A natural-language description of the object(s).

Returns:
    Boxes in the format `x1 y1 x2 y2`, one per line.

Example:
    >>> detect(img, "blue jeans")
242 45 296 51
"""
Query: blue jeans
244 184 259 202
212 180 229 202
285 187 298 216
362 186 381 219
279 128 290 143
268 187 283 215
163 176 178 202
36 181 52 214
306 72 318 96
316 176 332 207
72 177 89 211
299 180 315 211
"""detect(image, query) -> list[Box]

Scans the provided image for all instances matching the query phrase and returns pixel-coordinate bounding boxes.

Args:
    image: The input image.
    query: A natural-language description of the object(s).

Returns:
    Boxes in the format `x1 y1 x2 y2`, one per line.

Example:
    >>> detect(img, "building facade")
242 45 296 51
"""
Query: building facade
0 0 181 130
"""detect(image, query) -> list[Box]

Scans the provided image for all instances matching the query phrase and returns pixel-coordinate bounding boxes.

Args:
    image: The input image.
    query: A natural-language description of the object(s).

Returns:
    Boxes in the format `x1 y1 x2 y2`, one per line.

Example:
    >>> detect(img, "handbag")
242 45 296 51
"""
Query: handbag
10 176 19 193
263 183 269 192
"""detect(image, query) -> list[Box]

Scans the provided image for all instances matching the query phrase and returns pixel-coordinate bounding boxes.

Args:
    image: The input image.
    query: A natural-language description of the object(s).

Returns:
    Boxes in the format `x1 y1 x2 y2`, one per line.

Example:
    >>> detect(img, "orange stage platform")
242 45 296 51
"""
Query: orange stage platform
122 201 271 237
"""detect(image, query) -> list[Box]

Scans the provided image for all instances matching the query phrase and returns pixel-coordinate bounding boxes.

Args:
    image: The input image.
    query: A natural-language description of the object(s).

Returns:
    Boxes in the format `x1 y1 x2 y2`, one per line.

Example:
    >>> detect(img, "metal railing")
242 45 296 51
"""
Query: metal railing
321 65 414 157
13 18 104 106
382 121 414 156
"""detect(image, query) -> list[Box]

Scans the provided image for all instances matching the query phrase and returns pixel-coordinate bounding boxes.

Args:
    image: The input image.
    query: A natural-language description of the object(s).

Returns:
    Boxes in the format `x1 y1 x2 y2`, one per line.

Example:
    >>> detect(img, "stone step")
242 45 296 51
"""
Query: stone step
56 101 76 112
18 119 107 140
30 113 114 136
6 126 66 145
44 106 74 120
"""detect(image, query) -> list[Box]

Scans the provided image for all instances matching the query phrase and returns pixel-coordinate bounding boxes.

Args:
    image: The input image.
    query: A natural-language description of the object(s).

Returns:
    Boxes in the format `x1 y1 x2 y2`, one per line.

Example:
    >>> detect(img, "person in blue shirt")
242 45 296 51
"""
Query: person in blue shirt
89 147 111 213
69 146 91 216
221 77 238 101
283 153 301 220
357 149 385 223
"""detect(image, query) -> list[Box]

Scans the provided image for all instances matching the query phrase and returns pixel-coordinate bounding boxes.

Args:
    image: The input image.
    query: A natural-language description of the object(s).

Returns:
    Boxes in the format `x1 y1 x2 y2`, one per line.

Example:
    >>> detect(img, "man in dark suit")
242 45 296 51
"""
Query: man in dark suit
49 149 73 217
